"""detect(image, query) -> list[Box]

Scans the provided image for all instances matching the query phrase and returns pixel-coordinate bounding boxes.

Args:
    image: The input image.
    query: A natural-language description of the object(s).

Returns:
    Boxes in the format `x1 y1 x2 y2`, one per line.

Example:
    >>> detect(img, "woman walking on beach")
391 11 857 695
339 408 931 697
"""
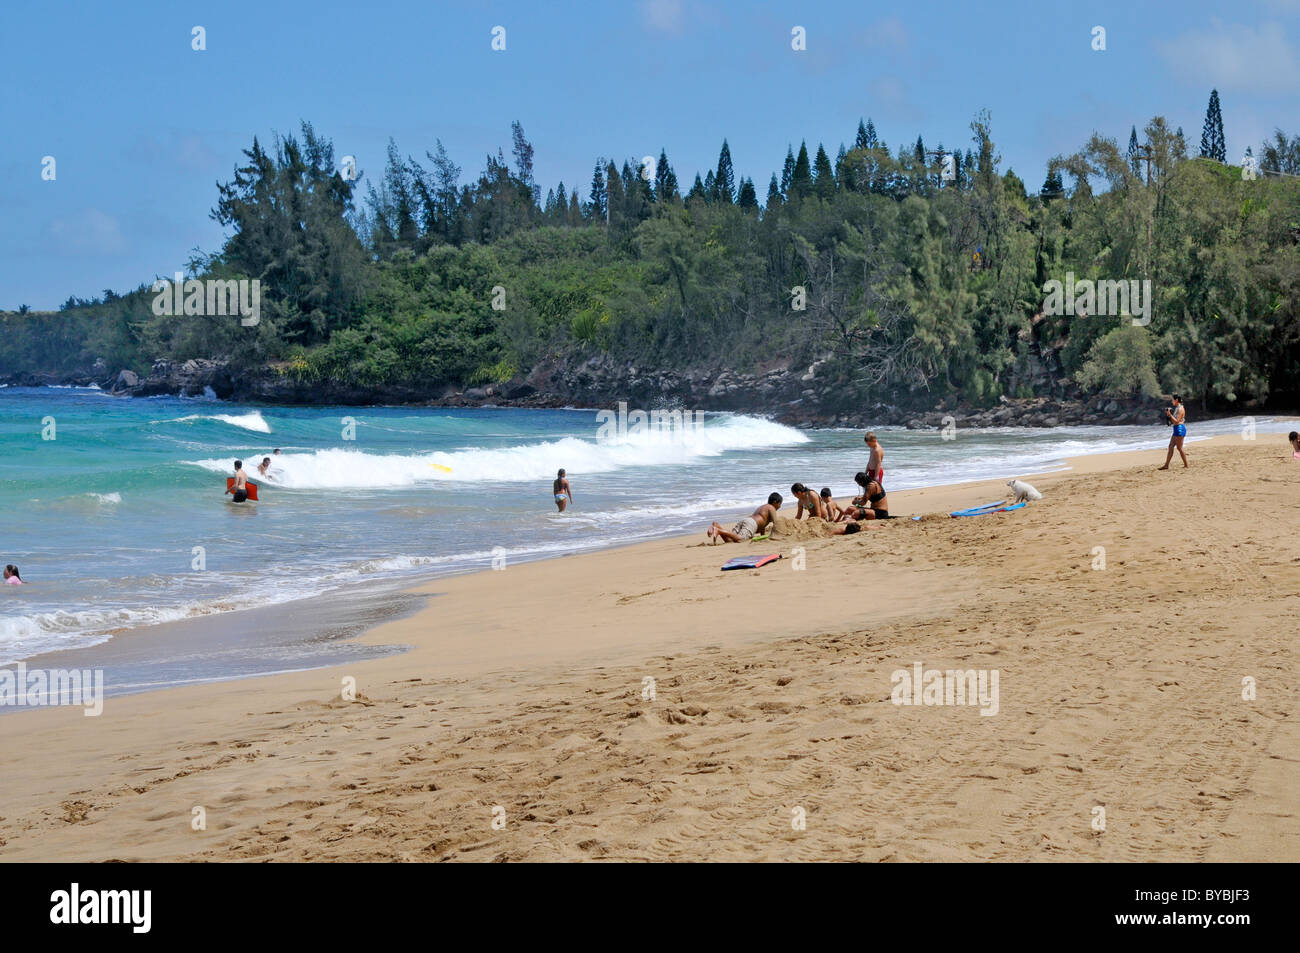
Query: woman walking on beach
1158 396 1188 470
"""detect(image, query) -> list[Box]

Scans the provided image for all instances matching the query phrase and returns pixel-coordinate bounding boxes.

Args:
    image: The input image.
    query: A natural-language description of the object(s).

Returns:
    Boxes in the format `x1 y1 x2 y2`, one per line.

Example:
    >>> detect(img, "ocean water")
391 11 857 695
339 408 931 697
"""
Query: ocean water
0 386 1291 672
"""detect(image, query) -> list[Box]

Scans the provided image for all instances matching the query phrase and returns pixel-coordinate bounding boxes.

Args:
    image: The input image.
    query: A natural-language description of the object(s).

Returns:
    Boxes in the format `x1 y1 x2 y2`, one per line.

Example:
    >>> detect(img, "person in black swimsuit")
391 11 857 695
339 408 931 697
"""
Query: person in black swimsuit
838 474 891 521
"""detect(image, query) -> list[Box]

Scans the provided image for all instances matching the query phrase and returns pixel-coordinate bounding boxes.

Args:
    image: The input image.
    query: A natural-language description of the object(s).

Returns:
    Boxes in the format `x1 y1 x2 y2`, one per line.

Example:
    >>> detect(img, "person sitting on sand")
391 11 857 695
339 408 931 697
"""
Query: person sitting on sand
819 487 844 522
553 469 573 512
3 564 22 585
839 475 891 520
1158 395 1188 470
709 493 783 543
230 460 249 503
791 483 825 520
864 432 885 489
1290 431 1300 461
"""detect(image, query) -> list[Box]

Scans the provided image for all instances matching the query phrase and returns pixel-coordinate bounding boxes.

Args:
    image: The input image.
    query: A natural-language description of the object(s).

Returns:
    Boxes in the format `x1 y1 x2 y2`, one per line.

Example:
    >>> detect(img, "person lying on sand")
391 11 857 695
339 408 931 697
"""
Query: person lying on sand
709 493 783 543
791 483 826 520
839 475 891 520
820 487 844 522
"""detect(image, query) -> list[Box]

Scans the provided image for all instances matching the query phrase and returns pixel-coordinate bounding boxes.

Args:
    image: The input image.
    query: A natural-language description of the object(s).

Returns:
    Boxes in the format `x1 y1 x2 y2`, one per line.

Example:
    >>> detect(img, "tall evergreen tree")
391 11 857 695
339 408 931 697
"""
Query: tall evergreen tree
1200 89 1226 162
863 119 878 149
714 140 736 203
854 119 870 151
737 177 758 210
655 148 678 202
588 160 607 221
812 143 836 198
790 141 813 199
686 173 707 203
780 146 796 196
703 169 717 203
1127 126 1141 176
765 173 782 210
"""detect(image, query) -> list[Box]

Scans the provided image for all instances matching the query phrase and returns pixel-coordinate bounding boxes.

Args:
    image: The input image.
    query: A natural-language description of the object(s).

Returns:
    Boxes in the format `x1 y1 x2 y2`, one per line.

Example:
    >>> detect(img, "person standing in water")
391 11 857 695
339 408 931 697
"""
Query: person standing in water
864 432 885 489
230 460 250 502
553 469 573 512
3 565 22 585
1158 396 1189 470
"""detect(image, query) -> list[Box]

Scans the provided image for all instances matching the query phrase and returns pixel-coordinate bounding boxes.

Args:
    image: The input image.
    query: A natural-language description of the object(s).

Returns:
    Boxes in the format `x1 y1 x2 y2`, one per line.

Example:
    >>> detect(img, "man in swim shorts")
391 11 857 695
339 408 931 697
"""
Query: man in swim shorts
1158 395 1188 470
709 493 783 543
553 469 573 512
230 460 249 503
864 431 885 489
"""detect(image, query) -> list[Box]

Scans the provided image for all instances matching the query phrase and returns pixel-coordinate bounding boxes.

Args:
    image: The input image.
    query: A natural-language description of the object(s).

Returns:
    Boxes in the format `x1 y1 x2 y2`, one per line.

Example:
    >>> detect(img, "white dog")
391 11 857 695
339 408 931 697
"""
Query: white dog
1007 478 1043 503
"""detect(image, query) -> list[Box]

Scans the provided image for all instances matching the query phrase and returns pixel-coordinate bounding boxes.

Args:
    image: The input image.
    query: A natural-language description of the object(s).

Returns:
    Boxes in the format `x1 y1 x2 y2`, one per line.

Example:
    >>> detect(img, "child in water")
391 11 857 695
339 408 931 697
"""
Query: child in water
3 565 22 585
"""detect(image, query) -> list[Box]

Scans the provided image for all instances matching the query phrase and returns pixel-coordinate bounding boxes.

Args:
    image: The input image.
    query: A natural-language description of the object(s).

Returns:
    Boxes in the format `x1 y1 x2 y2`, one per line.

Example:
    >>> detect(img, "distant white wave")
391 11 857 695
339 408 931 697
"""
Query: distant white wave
187 414 808 488
161 411 271 433
86 492 122 504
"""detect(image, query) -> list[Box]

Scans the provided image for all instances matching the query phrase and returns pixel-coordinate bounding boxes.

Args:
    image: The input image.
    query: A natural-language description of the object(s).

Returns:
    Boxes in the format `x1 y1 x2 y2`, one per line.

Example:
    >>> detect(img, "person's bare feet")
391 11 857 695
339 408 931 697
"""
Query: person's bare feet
1157 465 1169 470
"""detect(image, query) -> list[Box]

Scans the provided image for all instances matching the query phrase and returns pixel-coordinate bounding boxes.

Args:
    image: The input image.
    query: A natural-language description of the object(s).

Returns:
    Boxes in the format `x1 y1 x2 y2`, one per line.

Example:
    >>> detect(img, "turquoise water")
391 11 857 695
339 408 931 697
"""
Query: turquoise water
0 385 1290 673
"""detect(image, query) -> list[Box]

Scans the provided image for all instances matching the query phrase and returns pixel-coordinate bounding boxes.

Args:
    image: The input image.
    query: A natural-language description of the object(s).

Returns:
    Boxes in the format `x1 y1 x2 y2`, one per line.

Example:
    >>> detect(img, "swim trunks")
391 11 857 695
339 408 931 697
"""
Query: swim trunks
730 517 758 540
1173 424 1187 438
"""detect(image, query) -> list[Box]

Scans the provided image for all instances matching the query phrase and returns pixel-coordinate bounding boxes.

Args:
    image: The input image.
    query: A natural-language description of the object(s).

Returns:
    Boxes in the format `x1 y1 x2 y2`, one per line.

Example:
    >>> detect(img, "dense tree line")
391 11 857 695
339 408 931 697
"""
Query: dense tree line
4 104 1299 411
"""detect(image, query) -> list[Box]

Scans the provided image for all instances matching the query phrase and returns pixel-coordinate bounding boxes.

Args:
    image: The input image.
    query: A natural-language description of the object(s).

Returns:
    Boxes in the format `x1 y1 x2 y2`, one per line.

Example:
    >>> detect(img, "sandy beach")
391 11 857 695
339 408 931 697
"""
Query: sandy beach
2 434 1297 862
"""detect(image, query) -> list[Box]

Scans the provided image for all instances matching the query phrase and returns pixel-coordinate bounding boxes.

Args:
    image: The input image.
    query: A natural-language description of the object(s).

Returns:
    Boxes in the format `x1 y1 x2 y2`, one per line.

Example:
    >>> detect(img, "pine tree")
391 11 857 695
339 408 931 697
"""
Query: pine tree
812 143 836 198
790 141 813 199
655 148 678 202
567 190 581 226
1127 126 1141 176
765 173 782 210
855 119 870 151
737 177 758 210
835 143 850 190
863 119 878 149
714 140 736 203
605 160 624 221
1200 89 1225 162
1040 167 1064 200
510 120 534 186
588 161 607 221
686 173 706 203
703 169 717 203
780 146 796 196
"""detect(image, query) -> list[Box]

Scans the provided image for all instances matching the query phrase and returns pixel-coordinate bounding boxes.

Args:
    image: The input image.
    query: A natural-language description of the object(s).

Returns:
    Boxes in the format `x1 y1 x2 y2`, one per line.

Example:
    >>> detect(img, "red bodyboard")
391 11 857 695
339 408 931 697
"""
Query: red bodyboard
226 478 259 501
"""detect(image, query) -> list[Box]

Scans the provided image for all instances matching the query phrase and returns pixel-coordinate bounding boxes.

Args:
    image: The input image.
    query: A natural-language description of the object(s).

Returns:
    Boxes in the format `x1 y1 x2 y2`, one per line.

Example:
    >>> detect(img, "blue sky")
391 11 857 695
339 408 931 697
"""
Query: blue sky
2 0 1298 309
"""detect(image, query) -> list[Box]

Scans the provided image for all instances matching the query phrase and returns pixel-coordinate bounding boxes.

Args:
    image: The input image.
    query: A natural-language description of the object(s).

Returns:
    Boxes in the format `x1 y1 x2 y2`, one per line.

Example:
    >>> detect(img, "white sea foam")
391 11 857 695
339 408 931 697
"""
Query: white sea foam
161 411 272 433
187 414 807 488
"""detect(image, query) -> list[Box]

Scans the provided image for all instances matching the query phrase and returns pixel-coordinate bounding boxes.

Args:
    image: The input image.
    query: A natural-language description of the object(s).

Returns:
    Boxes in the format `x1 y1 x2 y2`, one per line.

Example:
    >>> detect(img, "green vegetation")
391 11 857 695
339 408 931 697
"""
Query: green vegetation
4 108 1299 411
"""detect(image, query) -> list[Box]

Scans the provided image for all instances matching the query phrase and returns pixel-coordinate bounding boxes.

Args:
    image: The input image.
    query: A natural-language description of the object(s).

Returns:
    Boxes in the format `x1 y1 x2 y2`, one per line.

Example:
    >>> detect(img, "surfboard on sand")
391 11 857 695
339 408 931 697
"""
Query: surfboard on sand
949 500 1024 517
226 478 259 502
722 554 782 571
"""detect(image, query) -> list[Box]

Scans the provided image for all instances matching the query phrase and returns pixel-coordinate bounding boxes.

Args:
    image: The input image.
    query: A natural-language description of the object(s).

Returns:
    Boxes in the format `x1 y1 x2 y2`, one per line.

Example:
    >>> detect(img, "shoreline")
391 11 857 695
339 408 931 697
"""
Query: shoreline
2 433 1297 861
2 426 1260 695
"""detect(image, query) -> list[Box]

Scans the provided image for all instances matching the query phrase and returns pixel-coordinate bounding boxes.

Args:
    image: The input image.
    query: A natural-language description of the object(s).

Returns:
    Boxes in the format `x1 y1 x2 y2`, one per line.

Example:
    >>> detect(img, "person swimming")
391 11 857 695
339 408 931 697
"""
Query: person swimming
553 469 573 512
256 456 274 478
3 564 21 585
